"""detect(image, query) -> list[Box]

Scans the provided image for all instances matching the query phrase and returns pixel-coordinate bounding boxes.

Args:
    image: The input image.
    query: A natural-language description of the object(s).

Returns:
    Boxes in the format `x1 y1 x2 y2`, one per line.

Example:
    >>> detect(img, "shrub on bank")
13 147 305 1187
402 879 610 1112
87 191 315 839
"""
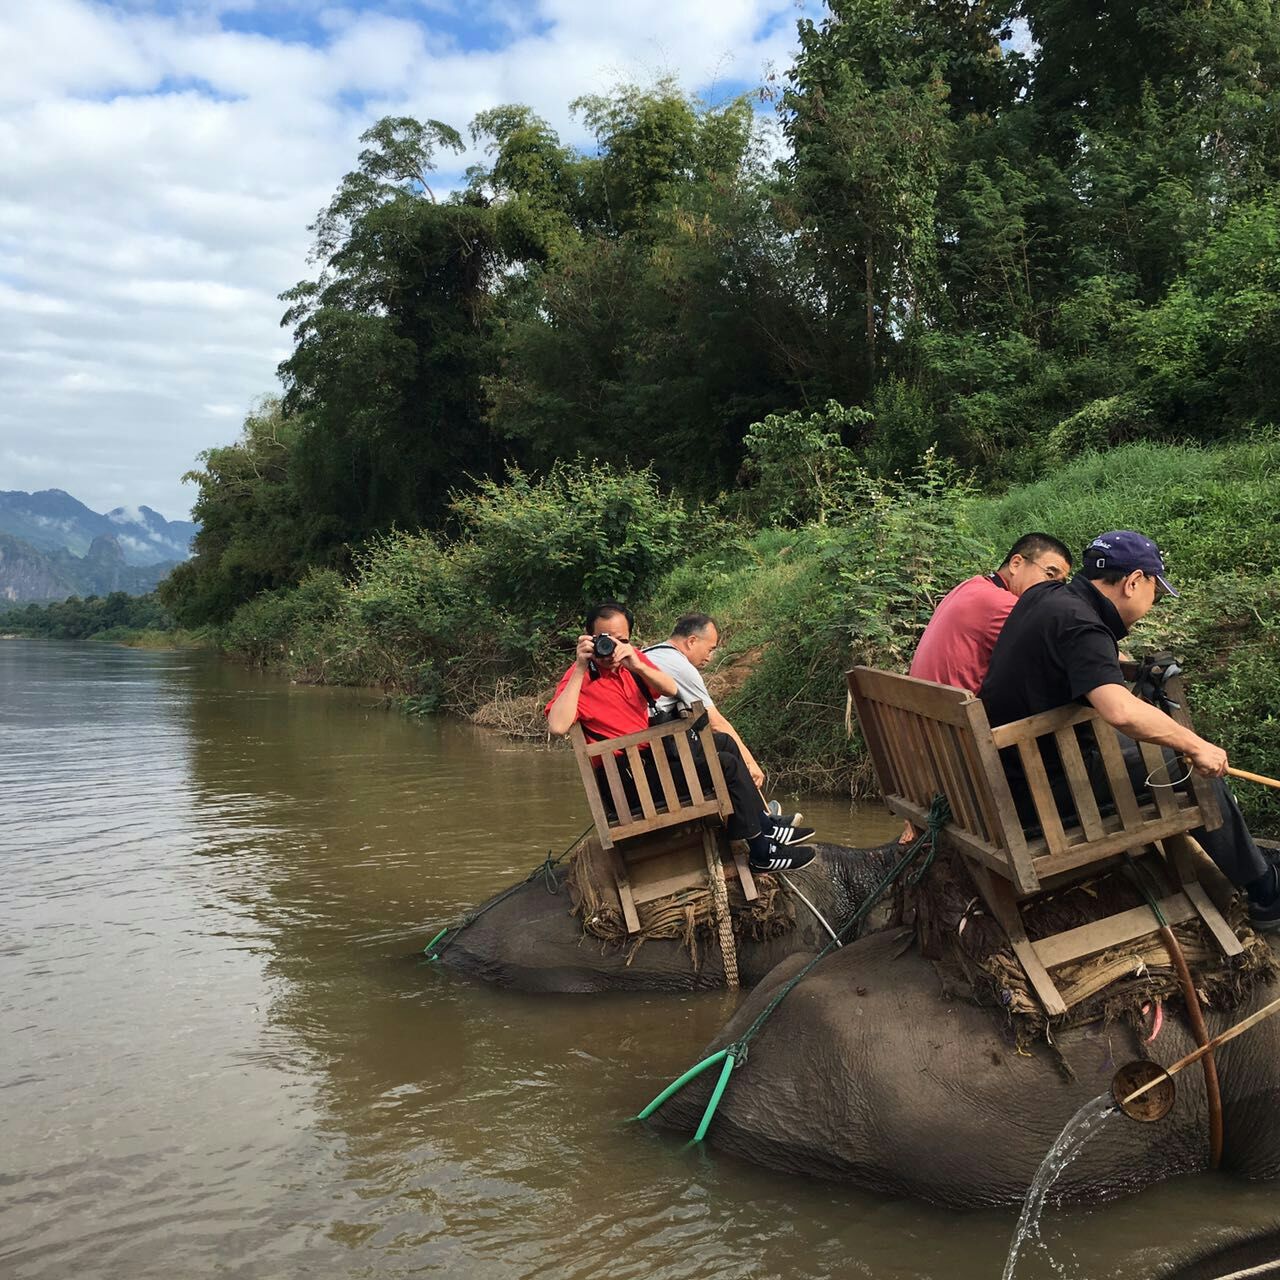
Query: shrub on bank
217 461 694 711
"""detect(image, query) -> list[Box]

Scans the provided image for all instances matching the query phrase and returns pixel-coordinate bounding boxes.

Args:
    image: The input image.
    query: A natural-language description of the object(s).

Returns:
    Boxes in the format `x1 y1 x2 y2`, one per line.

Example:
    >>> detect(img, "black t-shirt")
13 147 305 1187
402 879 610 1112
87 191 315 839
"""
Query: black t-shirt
979 577 1130 818
979 576 1129 727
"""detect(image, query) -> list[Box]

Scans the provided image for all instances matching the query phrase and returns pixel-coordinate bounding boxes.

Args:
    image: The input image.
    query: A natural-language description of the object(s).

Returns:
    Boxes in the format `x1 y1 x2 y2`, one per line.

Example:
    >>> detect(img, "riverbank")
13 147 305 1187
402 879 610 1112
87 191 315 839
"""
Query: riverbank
213 438 1280 827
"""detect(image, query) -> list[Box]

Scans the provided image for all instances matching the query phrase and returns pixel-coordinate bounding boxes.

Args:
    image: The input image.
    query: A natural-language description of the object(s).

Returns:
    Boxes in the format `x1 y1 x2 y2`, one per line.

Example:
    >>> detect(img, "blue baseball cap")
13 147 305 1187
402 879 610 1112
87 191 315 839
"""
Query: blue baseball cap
1083 531 1178 597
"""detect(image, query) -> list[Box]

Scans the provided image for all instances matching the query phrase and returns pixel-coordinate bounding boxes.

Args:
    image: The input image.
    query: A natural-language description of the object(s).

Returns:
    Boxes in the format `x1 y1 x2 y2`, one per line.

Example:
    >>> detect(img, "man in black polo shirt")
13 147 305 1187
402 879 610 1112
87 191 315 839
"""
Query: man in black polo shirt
980 529 1280 931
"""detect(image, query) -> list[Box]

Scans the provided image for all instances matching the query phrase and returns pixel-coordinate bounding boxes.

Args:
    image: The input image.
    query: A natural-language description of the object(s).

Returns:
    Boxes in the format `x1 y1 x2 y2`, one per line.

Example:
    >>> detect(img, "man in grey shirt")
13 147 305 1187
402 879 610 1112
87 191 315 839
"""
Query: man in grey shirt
645 613 814 862
644 613 765 789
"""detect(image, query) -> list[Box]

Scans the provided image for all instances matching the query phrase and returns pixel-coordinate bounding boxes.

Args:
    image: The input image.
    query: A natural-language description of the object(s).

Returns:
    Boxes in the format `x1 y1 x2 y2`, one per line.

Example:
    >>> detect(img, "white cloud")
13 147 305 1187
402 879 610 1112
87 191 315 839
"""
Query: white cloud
0 0 803 520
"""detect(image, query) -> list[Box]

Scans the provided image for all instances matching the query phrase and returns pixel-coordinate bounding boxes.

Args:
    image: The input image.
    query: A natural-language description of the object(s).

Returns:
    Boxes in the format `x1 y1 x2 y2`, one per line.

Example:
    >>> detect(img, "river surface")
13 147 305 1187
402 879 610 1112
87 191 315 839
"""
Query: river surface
2 639 1277 1279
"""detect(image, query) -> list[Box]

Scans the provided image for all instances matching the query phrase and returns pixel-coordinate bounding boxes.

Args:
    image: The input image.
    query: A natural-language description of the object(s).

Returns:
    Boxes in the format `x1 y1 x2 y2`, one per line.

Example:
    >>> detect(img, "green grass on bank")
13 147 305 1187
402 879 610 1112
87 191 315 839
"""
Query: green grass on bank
215 438 1280 829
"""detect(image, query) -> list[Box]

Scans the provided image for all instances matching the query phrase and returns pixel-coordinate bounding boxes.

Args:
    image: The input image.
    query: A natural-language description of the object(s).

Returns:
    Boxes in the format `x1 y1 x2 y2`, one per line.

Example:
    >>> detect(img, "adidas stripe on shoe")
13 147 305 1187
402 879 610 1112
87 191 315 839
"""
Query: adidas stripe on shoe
768 819 816 847
749 843 816 873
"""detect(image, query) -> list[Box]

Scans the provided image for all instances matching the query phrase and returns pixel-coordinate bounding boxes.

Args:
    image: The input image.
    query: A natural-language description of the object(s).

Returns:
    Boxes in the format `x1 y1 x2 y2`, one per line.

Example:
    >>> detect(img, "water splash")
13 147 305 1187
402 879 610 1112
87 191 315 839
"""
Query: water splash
1001 1094 1117 1280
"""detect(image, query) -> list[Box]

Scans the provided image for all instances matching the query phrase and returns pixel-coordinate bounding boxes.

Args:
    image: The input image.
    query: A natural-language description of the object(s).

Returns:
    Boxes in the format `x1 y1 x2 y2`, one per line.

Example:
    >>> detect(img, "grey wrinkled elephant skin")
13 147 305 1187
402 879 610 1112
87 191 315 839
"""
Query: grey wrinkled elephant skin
649 928 1280 1208
435 841 898 993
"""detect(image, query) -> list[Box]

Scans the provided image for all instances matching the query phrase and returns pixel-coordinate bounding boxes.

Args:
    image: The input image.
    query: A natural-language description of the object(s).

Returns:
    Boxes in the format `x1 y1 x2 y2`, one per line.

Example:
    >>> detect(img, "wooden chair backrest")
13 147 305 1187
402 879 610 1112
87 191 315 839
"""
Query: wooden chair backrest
568 701 734 849
848 666 1222 897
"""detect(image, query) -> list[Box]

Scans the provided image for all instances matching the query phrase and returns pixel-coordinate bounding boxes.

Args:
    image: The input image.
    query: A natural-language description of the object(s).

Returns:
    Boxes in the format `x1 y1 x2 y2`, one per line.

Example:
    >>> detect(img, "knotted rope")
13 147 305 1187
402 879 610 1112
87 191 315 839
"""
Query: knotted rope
704 837 739 990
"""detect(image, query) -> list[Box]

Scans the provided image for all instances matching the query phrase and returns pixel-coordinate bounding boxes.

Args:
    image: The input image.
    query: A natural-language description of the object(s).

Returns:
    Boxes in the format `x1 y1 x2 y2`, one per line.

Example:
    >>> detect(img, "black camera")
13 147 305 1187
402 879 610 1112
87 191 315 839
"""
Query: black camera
592 634 617 659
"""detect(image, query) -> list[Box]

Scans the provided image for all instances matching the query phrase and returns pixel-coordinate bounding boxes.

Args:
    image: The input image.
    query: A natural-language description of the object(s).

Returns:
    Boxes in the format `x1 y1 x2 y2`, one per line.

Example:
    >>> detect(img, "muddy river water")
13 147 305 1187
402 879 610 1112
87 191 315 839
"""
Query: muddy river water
2 639 1276 1278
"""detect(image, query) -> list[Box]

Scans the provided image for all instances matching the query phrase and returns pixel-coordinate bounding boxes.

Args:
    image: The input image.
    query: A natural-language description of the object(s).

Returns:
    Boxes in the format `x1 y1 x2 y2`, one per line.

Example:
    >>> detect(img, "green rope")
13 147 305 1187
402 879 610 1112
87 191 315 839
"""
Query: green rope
1123 850 1168 927
634 795 952 1141
423 823 594 962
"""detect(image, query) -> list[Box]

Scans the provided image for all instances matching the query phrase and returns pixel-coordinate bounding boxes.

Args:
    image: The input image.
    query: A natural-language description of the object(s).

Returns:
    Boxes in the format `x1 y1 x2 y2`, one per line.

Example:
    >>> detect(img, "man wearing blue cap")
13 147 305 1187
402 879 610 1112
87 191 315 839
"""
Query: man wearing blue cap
981 530 1280 930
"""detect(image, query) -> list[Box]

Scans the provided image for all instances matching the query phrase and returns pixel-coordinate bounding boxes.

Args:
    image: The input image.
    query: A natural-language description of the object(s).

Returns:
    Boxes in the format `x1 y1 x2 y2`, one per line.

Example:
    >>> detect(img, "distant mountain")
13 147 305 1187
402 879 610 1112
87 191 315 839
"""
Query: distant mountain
0 489 198 566
0 532 177 605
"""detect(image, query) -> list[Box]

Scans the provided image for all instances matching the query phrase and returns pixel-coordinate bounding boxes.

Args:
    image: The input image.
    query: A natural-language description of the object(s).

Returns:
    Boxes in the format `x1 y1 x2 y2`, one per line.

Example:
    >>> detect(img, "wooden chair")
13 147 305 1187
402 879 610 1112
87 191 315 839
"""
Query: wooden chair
568 701 759 934
848 666 1243 1017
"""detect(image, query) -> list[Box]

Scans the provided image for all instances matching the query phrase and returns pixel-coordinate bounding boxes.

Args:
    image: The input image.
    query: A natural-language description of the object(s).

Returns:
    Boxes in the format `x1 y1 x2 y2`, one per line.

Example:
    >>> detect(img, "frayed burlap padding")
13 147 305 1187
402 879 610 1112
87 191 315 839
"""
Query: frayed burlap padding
910 844 1278 1036
566 836 795 968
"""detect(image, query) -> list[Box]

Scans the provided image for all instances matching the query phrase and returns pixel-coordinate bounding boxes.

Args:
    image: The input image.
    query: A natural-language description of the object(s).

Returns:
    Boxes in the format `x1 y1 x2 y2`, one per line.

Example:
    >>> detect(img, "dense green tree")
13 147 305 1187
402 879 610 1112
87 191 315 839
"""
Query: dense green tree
485 84 818 491
781 0 957 392
160 399 306 625
279 116 513 549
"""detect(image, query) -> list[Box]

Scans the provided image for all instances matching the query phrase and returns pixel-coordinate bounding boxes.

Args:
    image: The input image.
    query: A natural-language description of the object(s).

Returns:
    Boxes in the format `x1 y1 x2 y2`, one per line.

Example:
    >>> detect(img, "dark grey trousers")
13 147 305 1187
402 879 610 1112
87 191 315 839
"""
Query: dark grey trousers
1115 735 1268 890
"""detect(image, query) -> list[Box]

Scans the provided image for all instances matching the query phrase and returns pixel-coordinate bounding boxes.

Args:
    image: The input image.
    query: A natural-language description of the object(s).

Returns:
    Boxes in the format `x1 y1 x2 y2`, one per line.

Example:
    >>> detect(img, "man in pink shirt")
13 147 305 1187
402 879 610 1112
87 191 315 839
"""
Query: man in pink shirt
910 533 1074 694
897 533 1073 843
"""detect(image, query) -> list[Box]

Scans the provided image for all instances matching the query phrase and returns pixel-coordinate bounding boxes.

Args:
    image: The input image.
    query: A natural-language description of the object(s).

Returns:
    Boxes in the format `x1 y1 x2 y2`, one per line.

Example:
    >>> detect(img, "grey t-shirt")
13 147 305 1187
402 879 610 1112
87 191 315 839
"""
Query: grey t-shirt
643 643 714 715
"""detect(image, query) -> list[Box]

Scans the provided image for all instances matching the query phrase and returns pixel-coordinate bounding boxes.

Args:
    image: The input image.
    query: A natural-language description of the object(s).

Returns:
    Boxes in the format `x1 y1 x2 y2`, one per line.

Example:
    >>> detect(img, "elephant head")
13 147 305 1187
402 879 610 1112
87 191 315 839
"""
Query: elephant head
646 929 1280 1206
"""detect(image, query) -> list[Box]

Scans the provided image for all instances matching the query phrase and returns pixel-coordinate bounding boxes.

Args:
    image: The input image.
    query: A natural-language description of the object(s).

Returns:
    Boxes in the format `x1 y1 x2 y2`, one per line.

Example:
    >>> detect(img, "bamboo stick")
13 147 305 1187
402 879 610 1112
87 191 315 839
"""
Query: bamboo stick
1120 993 1280 1108
1227 766 1280 792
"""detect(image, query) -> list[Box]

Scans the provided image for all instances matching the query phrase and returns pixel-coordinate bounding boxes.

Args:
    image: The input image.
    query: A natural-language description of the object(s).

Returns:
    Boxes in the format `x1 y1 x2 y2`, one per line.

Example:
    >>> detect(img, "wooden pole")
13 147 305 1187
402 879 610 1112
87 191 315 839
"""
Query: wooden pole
1227 766 1280 792
1159 926 1223 1168
1121 992 1280 1107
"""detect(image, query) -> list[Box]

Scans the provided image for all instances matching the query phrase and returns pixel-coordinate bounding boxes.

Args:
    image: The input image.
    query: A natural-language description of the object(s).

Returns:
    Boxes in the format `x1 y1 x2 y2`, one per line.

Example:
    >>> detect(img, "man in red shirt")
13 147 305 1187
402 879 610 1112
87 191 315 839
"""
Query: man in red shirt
546 602 677 740
547 602 815 871
909 533 1074 694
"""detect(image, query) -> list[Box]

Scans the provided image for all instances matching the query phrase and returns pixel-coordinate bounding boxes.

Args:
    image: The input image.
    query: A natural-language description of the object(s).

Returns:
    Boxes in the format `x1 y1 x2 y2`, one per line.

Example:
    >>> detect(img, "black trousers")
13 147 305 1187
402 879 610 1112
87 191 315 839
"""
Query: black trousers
1112 735 1268 889
597 730 763 840
1014 734 1268 891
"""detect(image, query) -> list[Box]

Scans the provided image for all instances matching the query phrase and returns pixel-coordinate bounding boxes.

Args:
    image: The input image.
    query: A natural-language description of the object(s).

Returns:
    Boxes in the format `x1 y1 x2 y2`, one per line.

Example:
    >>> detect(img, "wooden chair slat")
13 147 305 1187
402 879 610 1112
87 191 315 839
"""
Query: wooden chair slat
877 704 913 802
695 721 734 821
599 750 632 827
1015 739 1069 857
672 729 706 805
1137 739 1179 820
850 680 903 805
989 702 1096 748
961 698 1039 893
848 666 975 726
924 718 980 835
626 744 658 821
1093 727 1145 830
1159 673 1223 831
570 723 617 850
889 704 927 804
649 736 680 812
1054 726 1105 841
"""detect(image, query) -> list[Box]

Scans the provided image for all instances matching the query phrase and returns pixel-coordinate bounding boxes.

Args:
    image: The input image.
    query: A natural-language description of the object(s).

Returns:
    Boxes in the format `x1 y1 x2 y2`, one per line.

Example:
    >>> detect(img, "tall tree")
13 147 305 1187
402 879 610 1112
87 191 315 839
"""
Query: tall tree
780 0 957 394
279 116 512 552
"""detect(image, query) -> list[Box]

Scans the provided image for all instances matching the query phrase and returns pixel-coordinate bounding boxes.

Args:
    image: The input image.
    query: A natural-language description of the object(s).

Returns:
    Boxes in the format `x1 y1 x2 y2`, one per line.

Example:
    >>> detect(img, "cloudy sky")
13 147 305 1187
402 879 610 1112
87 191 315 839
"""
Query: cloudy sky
0 0 805 521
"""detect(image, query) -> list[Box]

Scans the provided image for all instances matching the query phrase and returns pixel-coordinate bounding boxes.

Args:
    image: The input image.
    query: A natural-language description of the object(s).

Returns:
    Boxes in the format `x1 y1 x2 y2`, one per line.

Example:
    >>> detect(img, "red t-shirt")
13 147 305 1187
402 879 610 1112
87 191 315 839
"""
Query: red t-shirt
909 573 1016 694
545 652 662 741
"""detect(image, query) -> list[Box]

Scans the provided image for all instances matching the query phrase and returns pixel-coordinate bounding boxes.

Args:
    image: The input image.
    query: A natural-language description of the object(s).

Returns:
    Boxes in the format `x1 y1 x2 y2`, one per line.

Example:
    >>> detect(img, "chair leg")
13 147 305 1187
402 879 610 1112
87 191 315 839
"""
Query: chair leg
965 857 1068 1018
1162 833 1245 958
607 841 641 935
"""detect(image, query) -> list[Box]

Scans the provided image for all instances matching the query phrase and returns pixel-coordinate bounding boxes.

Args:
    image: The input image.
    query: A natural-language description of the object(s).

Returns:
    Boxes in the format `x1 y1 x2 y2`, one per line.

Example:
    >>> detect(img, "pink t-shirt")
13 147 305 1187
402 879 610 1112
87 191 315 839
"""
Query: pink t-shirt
909 573 1016 694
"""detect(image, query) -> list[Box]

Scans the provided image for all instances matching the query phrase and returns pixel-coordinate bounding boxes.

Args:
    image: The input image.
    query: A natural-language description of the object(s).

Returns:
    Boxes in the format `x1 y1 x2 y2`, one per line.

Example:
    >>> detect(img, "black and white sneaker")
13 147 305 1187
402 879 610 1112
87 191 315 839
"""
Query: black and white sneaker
767 817 816 846
750 843 816 873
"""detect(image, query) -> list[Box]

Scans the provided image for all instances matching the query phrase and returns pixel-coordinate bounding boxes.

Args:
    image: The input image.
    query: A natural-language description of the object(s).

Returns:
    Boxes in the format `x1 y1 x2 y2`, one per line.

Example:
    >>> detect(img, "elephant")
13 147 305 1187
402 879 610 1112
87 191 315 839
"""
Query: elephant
1158 1227 1280 1278
645 926 1280 1208
432 840 899 993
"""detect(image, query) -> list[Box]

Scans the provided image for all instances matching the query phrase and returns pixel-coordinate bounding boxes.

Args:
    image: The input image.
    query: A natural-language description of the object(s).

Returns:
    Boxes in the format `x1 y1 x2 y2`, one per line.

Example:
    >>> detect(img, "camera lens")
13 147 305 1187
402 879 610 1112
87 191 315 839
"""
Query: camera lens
593 634 617 658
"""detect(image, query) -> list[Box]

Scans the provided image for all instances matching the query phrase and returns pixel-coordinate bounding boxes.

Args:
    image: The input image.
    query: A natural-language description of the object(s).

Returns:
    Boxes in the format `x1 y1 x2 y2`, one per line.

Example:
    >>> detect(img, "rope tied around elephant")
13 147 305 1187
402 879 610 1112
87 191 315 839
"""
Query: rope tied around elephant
422 823 594 962
635 795 951 1141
